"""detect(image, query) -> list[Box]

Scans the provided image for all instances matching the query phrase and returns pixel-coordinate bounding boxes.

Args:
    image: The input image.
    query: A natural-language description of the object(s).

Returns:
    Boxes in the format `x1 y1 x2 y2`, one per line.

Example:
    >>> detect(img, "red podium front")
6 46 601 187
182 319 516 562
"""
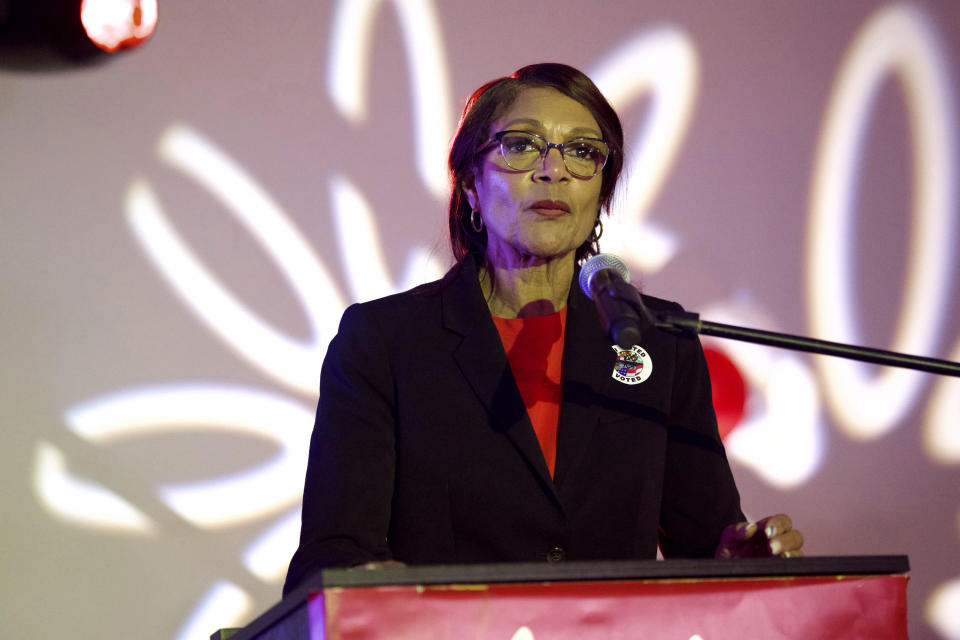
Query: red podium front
219 556 909 640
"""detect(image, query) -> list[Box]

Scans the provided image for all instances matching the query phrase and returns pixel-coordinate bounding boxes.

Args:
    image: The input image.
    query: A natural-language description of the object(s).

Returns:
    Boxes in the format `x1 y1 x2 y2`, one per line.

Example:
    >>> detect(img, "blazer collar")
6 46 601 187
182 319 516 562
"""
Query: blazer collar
441 259 560 504
439 259 618 499
553 267 617 489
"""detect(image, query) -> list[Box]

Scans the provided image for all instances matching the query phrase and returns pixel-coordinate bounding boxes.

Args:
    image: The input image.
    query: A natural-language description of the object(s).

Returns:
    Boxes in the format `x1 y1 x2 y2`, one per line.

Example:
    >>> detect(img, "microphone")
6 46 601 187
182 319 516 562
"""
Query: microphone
579 253 650 348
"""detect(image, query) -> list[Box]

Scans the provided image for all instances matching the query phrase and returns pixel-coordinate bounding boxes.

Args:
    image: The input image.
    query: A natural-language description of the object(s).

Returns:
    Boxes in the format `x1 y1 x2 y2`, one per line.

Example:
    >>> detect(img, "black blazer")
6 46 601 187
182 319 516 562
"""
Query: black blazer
284 259 743 594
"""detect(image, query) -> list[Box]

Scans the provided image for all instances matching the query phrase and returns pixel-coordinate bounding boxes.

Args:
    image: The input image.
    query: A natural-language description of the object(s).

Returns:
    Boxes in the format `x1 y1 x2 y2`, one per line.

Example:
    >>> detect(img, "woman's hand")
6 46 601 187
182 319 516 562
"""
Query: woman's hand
715 513 804 559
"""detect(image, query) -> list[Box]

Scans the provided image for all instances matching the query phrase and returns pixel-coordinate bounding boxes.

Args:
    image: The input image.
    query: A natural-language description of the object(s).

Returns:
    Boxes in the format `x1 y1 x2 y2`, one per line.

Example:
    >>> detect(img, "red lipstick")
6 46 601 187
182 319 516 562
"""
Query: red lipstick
528 200 570 216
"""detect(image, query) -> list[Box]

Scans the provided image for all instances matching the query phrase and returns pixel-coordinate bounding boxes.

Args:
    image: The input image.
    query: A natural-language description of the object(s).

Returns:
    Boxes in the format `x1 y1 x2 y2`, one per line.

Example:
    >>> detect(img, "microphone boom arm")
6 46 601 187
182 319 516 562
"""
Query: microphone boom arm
645 306 960 378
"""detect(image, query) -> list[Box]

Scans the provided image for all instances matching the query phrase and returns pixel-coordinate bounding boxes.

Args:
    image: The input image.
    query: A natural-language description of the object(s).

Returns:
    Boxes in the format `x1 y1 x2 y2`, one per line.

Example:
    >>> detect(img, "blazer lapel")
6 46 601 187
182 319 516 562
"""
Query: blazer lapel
553 267 617 490
442 261 560 502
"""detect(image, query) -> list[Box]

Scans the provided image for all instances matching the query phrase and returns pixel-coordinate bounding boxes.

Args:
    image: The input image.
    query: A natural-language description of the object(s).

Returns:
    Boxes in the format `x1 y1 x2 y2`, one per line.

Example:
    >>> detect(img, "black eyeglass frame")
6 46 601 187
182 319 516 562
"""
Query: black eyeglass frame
477 130 613 178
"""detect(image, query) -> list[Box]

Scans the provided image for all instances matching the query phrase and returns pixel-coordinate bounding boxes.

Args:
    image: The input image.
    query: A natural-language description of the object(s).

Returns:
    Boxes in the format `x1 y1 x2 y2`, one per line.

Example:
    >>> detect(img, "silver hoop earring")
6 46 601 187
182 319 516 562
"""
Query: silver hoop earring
470 209 484 233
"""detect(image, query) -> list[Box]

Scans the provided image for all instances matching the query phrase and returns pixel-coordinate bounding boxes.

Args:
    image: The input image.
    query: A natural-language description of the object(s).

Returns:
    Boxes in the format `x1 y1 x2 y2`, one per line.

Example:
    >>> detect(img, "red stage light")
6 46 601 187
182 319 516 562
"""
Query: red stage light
79 0 157 53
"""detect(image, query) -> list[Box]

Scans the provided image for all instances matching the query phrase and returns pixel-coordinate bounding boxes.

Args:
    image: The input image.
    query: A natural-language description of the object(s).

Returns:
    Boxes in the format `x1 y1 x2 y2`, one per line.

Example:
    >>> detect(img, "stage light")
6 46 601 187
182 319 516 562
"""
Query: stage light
0 0 157 69
80 0 157 53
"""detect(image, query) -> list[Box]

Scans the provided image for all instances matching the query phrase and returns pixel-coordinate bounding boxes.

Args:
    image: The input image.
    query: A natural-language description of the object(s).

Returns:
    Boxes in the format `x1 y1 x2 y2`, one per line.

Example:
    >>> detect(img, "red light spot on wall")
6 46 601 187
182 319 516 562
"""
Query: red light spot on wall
703 346 747 440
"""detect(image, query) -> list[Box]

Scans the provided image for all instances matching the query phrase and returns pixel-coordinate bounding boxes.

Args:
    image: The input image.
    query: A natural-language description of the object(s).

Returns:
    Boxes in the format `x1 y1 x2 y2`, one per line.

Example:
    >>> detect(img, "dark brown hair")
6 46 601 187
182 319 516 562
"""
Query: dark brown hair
448 63 624 264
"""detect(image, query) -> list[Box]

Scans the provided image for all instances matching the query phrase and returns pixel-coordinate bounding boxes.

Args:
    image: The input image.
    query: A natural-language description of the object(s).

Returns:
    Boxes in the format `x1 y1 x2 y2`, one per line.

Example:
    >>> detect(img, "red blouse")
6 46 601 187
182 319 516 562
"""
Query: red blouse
492 307 568 478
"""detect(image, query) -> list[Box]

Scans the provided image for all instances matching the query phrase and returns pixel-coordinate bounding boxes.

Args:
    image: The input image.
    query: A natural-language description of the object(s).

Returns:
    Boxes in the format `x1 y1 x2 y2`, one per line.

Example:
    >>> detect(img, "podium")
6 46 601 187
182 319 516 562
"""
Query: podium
215 556 908 639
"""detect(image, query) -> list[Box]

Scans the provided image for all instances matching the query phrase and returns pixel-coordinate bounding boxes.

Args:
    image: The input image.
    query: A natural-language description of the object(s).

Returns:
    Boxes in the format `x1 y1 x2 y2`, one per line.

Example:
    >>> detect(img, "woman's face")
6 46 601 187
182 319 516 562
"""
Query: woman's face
465 87 603 267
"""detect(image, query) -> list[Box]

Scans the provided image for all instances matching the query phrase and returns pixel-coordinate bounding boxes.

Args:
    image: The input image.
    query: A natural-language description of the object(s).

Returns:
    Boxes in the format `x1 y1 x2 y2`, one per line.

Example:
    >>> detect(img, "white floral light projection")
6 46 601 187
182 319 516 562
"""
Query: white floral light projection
807 3 956 439
2 1 958 639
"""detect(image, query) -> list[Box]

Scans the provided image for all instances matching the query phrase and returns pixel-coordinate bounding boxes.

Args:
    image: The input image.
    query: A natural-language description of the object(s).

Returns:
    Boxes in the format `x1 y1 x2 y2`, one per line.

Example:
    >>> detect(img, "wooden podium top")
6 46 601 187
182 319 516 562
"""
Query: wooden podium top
218 555 909 640
318 554 909 588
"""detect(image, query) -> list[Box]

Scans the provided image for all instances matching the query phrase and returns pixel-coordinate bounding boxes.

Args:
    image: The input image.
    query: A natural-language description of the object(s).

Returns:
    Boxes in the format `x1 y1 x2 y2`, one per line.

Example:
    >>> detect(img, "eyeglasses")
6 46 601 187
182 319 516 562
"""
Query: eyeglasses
480 130 611 178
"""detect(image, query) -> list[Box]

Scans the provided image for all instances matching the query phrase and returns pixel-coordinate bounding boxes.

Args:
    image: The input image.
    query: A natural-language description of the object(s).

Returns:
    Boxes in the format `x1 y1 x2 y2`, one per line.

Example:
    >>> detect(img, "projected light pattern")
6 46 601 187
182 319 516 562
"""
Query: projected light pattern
805 7 959 635
64 385 314 528
807 4 957 439
928 576 960 640
34 441 156 534
590 27 695 273
700 303 824 489
242 509 303 582
128 125 345 396
173 581 253 640
925 338 960 464
327 0 452 199
32 113 453 634
330 173 445 301
25 1 960 638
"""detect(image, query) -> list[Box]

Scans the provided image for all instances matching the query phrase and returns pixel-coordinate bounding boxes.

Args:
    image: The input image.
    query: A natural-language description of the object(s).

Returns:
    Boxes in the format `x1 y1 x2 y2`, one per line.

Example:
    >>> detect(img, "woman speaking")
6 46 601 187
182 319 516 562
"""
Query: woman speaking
284 63 802 594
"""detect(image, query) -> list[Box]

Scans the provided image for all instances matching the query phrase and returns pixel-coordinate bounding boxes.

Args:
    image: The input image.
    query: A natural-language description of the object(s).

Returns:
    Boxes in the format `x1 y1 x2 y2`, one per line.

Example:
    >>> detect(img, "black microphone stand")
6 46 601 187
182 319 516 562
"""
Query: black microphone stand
621 293 960 378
